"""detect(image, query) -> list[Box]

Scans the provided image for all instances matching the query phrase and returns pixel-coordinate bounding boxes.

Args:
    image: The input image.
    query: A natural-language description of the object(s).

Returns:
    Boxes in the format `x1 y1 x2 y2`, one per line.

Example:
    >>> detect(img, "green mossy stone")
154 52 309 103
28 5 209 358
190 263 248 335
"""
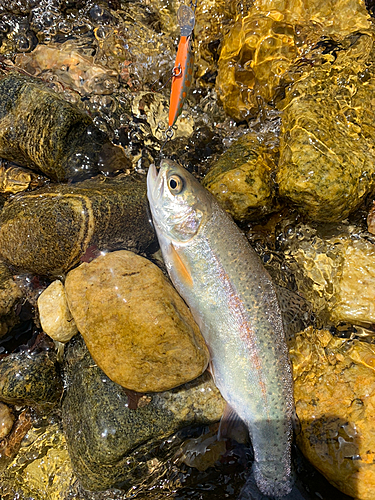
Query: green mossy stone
0 350 63 408
62 335 225 491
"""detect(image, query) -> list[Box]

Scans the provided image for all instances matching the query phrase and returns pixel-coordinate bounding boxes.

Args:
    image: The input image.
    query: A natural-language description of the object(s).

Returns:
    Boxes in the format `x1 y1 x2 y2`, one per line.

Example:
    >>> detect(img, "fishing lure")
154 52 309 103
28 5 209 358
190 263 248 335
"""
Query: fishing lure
168 3 196 130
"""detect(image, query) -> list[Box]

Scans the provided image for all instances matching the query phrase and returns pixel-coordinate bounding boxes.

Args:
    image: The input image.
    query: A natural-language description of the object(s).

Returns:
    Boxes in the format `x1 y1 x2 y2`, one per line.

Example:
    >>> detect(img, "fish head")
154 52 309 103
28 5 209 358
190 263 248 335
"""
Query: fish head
147 159 212 244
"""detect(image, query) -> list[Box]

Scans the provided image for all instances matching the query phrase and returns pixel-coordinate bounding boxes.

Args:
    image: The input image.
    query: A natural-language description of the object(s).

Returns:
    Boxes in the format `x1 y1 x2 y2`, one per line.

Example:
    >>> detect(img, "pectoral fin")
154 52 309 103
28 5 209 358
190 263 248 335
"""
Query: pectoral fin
169 242 193 288
218 403 249 444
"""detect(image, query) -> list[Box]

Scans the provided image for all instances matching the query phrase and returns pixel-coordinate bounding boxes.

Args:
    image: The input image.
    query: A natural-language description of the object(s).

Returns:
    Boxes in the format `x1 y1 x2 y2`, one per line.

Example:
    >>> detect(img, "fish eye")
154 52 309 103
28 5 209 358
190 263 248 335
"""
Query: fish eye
168 174 184 194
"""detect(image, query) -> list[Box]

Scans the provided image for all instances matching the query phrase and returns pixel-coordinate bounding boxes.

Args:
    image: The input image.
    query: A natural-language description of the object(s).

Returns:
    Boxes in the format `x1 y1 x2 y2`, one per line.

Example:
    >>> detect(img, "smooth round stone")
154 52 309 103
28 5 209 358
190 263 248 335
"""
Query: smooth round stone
64 250 209 392
38 280 78 343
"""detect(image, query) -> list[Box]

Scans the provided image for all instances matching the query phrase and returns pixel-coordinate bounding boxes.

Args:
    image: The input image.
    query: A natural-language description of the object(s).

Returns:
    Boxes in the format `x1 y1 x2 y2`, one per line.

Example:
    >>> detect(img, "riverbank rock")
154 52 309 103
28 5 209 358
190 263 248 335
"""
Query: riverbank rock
64 250 209 392
0 351 63 409
276 32 375 221
202 133 277 221
0 72 129 182
290 326 375 500
62 335 225 491
0 173 156 276
38 280 78 343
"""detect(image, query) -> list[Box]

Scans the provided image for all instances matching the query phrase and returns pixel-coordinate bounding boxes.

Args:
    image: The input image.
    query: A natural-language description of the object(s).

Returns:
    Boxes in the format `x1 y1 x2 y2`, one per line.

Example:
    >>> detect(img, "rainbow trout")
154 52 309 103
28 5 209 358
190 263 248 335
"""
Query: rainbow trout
147 159 294 498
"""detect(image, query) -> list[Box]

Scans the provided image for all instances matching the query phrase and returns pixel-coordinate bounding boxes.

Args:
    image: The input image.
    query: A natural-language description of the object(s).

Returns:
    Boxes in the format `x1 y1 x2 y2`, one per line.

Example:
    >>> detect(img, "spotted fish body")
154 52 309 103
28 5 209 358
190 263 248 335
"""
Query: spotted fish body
147 159 294 498
168 35 194 127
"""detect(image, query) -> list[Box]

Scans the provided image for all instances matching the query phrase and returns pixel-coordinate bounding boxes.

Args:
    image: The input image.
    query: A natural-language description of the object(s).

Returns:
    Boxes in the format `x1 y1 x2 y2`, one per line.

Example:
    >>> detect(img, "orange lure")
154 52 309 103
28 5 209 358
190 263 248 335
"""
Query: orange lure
168 4 195 128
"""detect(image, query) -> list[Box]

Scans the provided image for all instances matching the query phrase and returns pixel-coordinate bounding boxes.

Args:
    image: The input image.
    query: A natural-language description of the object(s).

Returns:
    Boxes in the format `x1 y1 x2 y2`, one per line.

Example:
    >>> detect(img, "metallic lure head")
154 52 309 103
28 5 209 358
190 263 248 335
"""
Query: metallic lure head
147 159 213 244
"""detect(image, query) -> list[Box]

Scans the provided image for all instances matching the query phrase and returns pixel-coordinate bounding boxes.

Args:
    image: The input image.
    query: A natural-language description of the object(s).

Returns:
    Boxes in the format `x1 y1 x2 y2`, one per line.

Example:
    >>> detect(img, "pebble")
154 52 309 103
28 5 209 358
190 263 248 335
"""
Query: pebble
38 280 78 343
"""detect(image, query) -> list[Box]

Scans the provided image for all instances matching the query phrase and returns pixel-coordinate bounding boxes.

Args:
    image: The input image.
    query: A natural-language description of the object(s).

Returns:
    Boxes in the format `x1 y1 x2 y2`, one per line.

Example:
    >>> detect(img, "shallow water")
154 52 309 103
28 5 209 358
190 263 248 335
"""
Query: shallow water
0 0 373 499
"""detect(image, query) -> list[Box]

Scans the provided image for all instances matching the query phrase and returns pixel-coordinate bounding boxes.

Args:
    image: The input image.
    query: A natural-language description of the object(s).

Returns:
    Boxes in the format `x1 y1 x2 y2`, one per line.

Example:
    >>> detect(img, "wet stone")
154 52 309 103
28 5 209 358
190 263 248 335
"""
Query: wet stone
64 250 209 392
62 335 225 491
0 350 63 408
202 133 277 222
0 260 23 339
290 327 375 500
38 280 78 343
0 173 156 276
276 32 375 221
0 72 129 182
0 402 14 439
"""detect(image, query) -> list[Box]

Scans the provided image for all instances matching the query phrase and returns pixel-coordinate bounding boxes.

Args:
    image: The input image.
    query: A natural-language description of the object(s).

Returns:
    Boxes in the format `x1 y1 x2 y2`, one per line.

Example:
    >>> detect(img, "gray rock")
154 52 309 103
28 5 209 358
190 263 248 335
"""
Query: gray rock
62 335 225 491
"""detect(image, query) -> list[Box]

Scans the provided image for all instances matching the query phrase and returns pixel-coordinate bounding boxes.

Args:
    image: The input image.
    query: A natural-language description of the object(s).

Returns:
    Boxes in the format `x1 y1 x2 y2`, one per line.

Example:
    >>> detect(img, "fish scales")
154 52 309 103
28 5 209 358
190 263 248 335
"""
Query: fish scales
147 159 294 497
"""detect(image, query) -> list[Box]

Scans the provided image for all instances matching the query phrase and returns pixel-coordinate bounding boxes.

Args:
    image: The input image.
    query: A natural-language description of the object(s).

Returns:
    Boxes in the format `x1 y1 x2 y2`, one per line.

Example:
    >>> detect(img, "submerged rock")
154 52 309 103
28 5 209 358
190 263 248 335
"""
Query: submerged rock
290 327 375 500
62 335 225 491
0 350 63 408
202 133 277 221
277 32 375 221
0 72 129 182
216 0 371 121
0 421 74 500
280 223 375 327
64 250 209 392
38 280 78 343
0 173 156 276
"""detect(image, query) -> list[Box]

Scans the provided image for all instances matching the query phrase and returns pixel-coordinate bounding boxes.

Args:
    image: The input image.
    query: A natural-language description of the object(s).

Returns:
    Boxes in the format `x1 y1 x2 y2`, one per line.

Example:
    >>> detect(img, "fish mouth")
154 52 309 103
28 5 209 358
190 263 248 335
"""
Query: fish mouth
147 163 162 205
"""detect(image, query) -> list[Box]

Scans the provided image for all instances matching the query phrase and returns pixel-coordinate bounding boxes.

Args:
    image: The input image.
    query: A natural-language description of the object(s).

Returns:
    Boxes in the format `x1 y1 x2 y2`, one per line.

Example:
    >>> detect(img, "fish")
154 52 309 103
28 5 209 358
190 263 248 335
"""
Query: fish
168 4 195 128
147 159 295 498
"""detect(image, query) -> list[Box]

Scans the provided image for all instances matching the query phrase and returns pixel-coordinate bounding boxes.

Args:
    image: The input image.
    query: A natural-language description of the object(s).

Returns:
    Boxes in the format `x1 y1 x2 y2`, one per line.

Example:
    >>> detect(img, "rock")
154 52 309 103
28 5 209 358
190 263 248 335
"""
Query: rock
0 173 156 276
0 421 74 500
0 402 14 439
15 44 120 96
368 201 375 234
0 164 42 195
0 350 63 408
0 72 129 182
202 133 277 221
62 335 225 491
0 260 23 338
280 223 375 327
289 326 375 500
216 0 371 121
38 280 78 343
64 250 209 392
330 238 375 326
276 32 375 221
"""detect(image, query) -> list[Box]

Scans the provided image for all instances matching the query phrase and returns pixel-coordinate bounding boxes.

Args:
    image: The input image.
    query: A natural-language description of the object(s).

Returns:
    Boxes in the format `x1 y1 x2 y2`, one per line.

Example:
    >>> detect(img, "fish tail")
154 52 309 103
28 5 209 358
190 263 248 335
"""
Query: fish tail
253 459 293 498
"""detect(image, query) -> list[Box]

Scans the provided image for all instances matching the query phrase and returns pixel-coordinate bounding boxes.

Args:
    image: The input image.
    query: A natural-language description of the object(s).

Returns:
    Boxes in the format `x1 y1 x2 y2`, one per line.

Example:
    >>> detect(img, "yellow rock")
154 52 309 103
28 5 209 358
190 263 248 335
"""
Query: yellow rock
0 423 74 500
216 0 370 120
38 280 78 343
65 250 209 393
0 402 14 439
290 327 375 500
202 133 277 221
330 239 375 326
